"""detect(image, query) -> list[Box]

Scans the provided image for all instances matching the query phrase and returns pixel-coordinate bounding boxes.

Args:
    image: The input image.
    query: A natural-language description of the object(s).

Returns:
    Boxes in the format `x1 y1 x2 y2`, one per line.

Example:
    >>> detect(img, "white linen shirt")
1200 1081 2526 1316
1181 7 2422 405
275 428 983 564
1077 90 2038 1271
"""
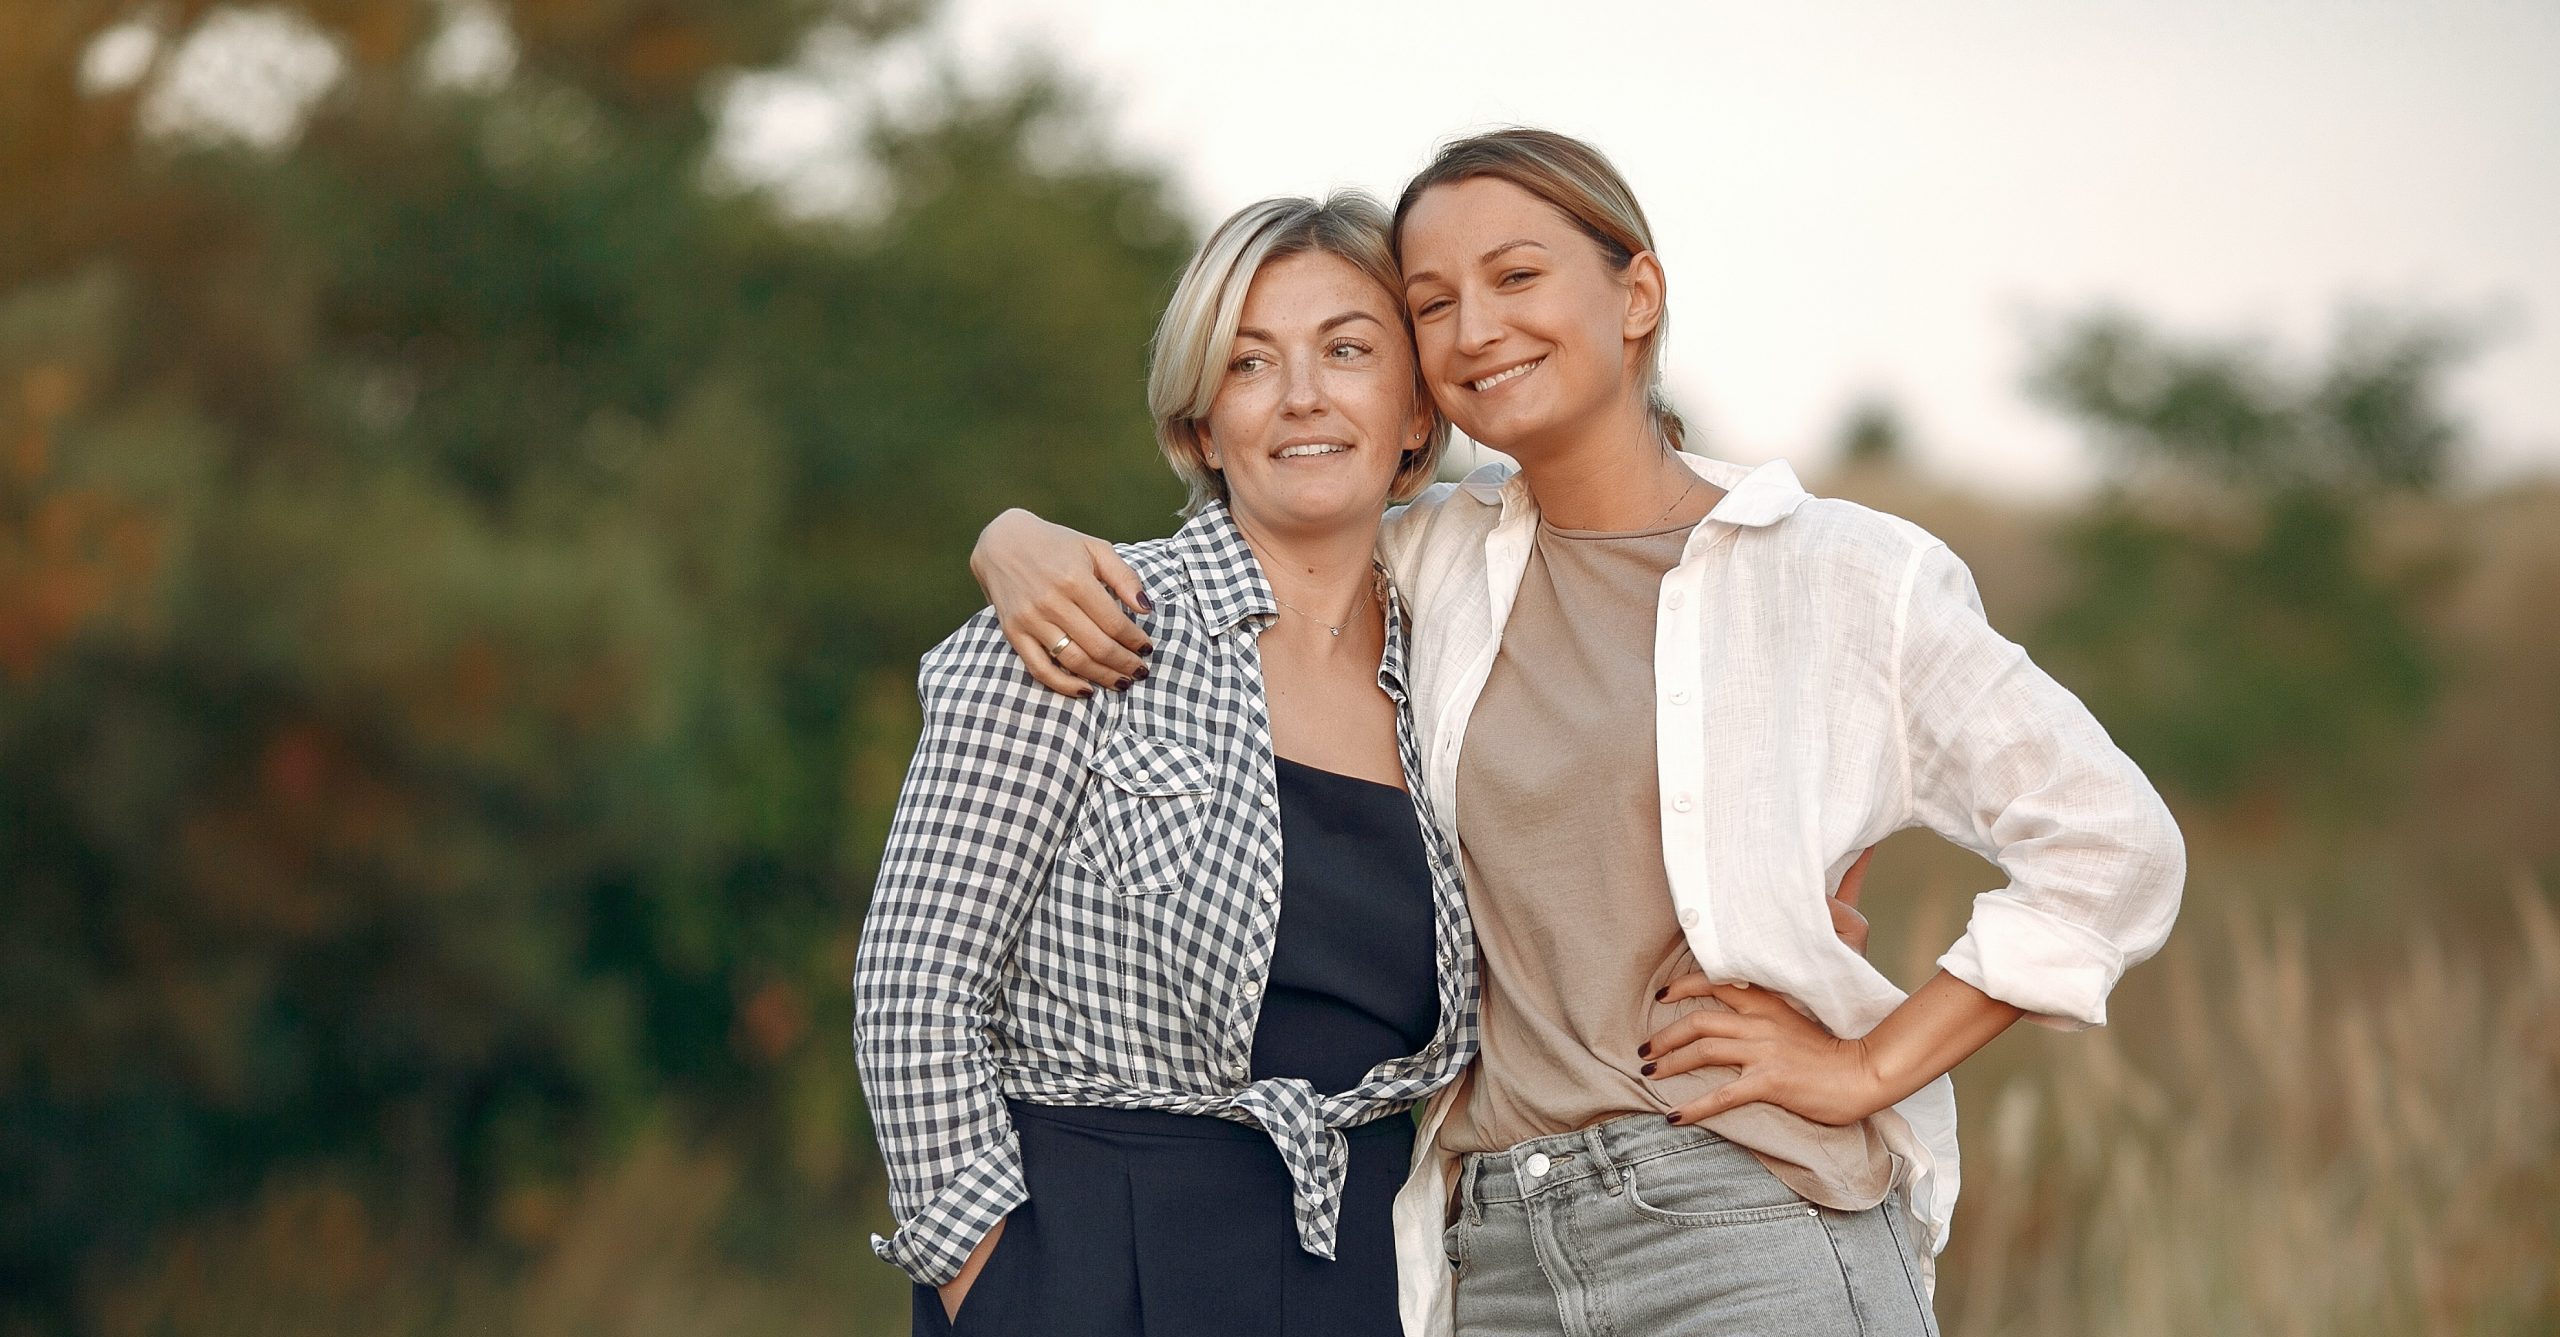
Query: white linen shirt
1375 453 2185 1336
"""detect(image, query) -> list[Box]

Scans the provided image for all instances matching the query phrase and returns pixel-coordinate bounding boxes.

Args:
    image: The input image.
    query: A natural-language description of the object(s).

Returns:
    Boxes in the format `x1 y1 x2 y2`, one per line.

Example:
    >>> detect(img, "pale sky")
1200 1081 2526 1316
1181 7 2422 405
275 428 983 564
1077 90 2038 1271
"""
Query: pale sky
909 0 2560 497
95 1 2560 496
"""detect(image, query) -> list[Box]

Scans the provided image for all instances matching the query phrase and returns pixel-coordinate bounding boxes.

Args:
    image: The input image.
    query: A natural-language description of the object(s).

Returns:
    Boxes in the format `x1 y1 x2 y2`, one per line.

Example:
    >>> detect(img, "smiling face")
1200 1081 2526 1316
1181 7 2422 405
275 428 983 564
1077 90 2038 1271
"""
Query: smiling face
1199 251 1431 539
1398 175 1663 462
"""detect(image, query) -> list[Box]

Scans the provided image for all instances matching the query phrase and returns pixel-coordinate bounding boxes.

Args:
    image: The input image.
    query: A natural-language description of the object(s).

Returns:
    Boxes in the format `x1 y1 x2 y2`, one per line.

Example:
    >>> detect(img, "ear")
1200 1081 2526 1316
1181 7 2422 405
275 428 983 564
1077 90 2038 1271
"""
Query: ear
1621 250 1666 342
1196 424 1223 471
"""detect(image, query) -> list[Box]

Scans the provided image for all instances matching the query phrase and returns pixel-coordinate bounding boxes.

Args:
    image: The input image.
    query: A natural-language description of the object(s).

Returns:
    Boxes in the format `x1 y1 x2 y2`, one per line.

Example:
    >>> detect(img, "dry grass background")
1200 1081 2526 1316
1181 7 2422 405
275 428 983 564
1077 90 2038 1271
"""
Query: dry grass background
68 476 2560 1335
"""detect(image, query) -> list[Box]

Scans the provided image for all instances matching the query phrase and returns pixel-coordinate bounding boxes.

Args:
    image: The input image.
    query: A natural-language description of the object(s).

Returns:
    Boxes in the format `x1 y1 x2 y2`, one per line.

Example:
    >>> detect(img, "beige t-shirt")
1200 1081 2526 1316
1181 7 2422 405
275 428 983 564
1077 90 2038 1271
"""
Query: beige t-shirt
1440 517 1898 1210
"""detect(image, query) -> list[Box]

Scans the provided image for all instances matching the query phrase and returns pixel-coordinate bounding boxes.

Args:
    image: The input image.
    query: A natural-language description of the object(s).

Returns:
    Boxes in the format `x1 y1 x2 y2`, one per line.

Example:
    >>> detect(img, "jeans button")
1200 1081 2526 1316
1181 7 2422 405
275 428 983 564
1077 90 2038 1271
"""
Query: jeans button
1524 1152 1551 1178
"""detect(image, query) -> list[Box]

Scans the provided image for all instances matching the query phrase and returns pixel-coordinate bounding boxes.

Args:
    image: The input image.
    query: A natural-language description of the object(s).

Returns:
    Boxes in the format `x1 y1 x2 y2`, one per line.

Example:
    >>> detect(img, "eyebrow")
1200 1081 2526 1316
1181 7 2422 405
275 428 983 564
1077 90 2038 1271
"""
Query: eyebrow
1402 238 1550 289
1233 310 1387 343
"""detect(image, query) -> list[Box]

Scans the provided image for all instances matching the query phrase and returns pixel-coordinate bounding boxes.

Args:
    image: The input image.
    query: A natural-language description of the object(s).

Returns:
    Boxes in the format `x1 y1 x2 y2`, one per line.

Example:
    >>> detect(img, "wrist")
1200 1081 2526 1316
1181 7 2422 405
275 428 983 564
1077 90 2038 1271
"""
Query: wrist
1836 1036 1898 1121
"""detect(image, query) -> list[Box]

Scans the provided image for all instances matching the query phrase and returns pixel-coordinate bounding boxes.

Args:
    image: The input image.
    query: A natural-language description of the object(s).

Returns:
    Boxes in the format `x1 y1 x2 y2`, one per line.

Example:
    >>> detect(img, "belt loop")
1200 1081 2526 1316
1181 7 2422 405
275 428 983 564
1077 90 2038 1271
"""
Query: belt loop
1461 1155 1484 1225
1585 1122 1627 1196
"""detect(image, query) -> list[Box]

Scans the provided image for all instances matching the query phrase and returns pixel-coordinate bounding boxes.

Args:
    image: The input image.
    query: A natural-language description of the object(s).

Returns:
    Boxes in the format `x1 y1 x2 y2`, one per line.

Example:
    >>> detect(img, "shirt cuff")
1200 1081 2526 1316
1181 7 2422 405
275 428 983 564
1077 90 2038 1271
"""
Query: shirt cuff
870 1141 1029 1286
1935 893 2129 1031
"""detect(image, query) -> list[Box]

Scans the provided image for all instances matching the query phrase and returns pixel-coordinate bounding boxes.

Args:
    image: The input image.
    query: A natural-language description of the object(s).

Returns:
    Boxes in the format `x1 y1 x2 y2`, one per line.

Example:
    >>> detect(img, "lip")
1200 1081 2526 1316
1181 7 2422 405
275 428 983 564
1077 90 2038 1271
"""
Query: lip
1464 356 1544 394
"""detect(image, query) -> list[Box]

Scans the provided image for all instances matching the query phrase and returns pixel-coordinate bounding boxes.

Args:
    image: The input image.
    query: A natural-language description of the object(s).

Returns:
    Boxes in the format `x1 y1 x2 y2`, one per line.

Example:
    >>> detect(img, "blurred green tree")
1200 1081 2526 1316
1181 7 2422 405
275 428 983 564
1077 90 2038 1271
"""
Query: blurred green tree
0 1 1190 1327
2025 308 2474 816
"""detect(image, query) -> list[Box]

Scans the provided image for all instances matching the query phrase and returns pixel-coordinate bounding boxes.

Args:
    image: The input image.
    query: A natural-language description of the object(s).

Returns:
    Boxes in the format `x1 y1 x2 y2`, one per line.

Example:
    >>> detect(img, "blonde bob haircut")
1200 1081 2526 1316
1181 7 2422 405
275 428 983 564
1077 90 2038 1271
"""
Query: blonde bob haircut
1393 128 1687 449
1148 192 1452 516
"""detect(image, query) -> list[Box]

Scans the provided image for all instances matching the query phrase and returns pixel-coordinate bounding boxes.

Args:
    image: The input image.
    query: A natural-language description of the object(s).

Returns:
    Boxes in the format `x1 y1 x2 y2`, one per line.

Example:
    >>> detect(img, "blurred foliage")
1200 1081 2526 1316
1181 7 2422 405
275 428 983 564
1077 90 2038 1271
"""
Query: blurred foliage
2025 309 2476 815
0 0 1189 1329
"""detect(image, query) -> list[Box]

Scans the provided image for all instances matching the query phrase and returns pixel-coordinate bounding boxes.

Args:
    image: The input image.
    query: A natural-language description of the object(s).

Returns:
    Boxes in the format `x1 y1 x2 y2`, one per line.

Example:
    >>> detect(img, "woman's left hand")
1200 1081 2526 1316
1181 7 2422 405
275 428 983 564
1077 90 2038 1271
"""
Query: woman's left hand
1639 980 1894 1128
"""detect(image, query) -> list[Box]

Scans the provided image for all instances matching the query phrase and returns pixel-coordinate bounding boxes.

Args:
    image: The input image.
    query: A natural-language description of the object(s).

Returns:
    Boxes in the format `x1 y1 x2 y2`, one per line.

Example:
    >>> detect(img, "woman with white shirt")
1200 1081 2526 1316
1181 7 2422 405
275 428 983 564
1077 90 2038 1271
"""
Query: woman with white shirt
969 128 2184 1336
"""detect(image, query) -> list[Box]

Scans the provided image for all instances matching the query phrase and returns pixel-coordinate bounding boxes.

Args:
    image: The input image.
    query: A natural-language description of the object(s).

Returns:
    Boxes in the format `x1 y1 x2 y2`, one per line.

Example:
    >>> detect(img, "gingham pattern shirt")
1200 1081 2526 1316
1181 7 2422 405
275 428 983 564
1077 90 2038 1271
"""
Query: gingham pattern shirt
854 502 1478 1286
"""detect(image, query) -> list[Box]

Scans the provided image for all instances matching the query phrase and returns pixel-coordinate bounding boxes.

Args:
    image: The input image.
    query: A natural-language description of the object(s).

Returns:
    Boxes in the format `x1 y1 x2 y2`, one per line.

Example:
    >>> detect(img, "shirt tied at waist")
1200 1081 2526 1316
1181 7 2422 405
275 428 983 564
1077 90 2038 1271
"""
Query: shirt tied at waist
1230 1075 1383 1260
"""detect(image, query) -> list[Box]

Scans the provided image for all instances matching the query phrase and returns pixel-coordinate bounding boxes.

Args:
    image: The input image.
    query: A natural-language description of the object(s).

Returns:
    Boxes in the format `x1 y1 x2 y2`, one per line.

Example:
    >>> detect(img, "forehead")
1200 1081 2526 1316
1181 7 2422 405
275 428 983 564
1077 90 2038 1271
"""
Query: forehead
1399 176 1574 264
1238 250 1398 326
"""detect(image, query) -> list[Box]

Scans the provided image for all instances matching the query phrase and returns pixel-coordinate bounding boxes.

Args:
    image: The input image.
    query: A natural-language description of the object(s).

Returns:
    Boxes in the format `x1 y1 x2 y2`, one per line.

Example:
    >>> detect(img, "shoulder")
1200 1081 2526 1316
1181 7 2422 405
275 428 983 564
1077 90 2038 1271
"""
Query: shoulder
1108 532 1194 588
1379 465 1509 579
1757 495 1955 599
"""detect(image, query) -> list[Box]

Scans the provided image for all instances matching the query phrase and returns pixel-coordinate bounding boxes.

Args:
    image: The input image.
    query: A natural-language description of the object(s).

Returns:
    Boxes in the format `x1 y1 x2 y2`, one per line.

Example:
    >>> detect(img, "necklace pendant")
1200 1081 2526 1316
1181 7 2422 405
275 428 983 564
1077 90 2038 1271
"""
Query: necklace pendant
1328 626 1341 637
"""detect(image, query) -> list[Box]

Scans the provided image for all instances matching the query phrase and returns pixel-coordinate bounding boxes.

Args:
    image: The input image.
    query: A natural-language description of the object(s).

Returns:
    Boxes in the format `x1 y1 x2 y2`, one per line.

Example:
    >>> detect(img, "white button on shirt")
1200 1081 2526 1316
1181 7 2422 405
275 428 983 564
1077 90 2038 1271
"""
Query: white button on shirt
1376 453 2184 1336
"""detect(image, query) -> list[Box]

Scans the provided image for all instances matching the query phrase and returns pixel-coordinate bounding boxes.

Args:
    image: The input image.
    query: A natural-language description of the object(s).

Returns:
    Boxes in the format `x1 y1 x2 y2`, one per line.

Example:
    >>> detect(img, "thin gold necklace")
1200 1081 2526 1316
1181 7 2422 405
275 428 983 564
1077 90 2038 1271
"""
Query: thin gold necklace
1269 570 1385 637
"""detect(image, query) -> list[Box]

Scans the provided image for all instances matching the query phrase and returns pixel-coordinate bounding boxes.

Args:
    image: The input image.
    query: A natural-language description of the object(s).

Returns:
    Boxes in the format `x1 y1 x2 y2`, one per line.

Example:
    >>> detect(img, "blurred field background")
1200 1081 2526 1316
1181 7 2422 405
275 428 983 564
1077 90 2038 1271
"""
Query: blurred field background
3 2 2553 1334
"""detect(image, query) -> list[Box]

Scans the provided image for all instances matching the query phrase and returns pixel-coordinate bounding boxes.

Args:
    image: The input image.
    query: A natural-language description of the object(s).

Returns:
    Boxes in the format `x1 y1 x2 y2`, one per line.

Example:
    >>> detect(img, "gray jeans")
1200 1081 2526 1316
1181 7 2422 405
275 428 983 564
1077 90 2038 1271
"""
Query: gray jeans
1445 1114 1940 1337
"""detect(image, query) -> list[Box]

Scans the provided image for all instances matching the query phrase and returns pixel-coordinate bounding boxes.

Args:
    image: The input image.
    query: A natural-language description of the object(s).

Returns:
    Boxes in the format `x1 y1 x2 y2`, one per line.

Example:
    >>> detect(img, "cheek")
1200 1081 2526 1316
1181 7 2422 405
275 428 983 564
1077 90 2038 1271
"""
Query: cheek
1411 323 1457 384
1201 383 1265 445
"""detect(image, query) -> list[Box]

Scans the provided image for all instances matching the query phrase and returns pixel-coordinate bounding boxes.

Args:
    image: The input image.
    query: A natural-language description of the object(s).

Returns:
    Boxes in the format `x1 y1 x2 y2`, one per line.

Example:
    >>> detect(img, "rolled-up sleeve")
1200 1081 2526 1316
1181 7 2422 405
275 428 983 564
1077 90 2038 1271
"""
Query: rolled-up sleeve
1894 542 2185 1029
853 611 1102 1283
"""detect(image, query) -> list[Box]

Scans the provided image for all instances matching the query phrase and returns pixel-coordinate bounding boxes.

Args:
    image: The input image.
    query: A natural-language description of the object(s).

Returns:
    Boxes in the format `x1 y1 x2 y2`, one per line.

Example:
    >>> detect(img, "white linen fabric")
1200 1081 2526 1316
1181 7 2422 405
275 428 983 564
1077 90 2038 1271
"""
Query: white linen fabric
1376 453 2185 1336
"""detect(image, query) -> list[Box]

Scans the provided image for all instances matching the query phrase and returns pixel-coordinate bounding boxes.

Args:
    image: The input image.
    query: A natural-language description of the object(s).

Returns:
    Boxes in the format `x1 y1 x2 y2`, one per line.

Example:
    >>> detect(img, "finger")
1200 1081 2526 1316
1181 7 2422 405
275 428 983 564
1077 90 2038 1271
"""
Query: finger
1638 1008 1753 1060
1027 603 1128 690
1004 624 1097 698
1669 1074 1776 1126
1089 543 1155 621
1653 972 1718 1005
1641 1036 1753 1080
1697 981 1775 1015
1048 624 1132 691
1828 895 1871 956
1835 846 1878 908
1064 580 1149 678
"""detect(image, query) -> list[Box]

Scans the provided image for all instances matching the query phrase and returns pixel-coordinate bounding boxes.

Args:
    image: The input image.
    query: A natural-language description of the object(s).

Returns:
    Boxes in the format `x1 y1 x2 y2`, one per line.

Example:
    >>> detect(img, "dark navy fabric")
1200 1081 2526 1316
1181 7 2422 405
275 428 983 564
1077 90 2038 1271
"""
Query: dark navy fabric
910 1101 1411 1337
1250 757 1441 1095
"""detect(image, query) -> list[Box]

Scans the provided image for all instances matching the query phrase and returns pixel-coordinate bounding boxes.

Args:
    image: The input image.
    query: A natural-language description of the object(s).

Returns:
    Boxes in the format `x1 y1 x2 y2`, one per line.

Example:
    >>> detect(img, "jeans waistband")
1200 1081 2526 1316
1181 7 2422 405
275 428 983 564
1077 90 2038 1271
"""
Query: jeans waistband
1456 1112 1733 1216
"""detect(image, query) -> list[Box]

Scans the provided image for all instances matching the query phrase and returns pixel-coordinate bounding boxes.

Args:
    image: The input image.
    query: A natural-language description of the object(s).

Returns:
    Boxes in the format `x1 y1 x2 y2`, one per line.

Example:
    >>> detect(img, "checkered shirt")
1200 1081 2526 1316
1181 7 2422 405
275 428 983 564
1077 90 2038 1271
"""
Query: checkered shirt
854 502 1479 1286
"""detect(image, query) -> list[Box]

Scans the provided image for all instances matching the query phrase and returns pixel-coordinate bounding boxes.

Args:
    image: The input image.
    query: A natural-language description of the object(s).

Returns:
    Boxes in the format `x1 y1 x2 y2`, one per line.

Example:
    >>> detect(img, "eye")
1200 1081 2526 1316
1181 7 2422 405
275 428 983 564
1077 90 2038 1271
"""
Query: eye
1328 340 1368 360
1498 268 1538 286
1413 296 1451 319
1230 353 1269 375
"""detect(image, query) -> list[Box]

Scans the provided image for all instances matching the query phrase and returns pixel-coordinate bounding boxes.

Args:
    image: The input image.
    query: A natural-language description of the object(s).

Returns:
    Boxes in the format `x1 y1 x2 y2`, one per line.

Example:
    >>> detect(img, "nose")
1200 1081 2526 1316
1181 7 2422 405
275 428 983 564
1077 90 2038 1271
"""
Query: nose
1281 354 1325 416
1452 292 1501 359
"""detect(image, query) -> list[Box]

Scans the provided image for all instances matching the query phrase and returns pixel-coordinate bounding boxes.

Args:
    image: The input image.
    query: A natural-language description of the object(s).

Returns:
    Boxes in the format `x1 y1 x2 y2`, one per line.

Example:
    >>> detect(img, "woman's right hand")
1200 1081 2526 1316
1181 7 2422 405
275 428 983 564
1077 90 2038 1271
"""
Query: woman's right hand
972 508 1152 696
936 1218 1008 1322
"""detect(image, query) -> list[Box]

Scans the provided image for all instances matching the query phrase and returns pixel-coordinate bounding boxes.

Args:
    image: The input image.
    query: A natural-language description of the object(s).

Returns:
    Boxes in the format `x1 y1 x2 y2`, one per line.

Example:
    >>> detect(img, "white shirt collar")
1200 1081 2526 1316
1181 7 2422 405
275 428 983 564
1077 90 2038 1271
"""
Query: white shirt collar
1456 451 1809 528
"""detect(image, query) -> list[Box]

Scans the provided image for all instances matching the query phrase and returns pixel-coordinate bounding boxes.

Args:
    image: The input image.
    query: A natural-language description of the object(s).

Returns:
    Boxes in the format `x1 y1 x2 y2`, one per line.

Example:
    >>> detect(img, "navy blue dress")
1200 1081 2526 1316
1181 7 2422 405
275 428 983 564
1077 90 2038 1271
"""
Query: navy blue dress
915 757 1441 1336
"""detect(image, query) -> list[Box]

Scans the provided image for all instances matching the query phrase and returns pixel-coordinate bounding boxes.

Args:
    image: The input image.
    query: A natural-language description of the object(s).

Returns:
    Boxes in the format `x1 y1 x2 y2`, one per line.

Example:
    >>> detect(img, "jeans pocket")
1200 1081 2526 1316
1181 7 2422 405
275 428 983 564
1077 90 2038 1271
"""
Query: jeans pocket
1622 1142 1816 1227
1442 1211 1475 1280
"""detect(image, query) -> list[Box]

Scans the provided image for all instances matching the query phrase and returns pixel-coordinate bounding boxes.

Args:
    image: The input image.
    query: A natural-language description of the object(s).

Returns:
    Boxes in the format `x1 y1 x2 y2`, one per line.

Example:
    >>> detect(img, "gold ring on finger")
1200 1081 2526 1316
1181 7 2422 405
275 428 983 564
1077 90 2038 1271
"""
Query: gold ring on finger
1047 634 1074 661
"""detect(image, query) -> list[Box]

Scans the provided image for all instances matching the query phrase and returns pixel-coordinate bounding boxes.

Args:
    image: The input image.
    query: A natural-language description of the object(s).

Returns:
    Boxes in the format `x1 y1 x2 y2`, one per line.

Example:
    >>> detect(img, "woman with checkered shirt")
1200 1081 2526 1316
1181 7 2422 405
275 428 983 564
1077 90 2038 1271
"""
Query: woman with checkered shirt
855 193 1481 1336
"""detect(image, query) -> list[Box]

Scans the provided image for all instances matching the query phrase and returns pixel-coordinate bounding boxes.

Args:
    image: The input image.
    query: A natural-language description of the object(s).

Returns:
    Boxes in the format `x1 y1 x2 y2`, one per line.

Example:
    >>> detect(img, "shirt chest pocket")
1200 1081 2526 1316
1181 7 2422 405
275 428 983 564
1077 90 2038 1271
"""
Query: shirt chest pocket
1064 733 1223 894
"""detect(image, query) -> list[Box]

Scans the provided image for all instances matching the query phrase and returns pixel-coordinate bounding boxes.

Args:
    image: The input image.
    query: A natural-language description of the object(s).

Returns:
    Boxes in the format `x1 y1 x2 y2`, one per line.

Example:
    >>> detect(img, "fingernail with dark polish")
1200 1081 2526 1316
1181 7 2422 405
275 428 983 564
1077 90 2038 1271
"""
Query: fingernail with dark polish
1637 1042 1652 1059
1114 677 1134 692
1665 1113 1683 1126
1133 668 1150 682
1137 643 1153 656
1640 1062 1656 1077
1136 593 1155 612
1653 987 1668 1002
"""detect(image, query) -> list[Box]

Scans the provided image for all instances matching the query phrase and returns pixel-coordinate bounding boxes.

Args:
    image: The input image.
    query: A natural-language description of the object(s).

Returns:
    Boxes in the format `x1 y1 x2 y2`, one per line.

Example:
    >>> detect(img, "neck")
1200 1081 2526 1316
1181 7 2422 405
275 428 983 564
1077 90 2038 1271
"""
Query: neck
1231 510 1384 638
1509 394 1702 531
